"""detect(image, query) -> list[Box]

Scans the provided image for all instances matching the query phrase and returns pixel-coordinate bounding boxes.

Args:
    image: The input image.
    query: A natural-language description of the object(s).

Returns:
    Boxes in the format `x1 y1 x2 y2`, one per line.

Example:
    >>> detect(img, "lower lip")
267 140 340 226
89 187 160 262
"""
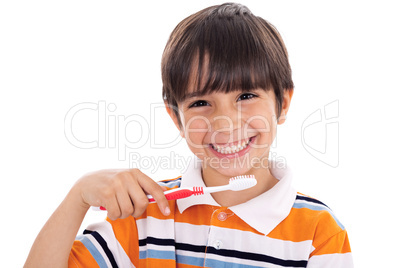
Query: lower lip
209 136 256 159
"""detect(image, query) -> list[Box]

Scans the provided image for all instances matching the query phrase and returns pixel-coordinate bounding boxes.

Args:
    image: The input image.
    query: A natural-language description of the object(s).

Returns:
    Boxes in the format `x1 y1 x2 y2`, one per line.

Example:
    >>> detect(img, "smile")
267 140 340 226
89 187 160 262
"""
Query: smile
210 137 253 155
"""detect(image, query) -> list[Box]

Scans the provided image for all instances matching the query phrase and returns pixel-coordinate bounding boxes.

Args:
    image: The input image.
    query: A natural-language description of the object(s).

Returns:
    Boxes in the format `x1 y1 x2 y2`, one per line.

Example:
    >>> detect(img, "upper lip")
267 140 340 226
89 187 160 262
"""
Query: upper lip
209 136 253 147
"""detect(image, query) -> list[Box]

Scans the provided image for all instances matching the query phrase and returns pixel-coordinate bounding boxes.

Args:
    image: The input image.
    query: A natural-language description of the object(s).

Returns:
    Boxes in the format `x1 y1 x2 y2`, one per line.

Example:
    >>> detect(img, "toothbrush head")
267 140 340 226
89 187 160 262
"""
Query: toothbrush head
228 175 257 191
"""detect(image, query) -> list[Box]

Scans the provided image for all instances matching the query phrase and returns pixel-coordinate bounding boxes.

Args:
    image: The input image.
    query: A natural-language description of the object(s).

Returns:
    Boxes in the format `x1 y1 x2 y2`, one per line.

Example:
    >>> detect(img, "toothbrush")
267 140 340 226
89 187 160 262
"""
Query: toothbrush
96 175 256 210
147 174 256 202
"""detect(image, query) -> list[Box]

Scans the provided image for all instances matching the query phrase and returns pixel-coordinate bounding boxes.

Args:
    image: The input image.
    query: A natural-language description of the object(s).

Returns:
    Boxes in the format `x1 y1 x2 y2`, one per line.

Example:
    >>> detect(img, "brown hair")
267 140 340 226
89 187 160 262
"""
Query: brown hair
161 2 293 127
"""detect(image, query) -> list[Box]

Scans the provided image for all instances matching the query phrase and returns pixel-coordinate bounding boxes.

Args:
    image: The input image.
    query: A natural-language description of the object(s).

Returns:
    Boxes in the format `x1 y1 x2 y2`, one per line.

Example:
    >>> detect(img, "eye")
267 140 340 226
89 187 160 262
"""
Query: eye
189 100 209 108
237 93 257 101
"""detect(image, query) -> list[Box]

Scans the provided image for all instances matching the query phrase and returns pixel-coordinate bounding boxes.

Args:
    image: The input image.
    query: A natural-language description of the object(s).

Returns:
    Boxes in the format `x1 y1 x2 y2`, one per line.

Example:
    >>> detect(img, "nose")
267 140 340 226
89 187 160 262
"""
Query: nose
211 104 242 135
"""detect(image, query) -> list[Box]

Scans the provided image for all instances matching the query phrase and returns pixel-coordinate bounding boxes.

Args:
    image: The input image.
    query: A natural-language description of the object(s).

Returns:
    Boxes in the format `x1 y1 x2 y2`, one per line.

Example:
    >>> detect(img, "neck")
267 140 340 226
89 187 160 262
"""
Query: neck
201 164 278 207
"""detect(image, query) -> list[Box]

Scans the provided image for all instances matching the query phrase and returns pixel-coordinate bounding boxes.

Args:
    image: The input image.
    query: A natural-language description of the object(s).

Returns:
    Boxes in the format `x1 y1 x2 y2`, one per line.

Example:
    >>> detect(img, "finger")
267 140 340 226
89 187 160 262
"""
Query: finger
115 190 134 219
126 180 150 218
134 170 170 216
160 185 168 191
147 186 168 202
105 195 121 220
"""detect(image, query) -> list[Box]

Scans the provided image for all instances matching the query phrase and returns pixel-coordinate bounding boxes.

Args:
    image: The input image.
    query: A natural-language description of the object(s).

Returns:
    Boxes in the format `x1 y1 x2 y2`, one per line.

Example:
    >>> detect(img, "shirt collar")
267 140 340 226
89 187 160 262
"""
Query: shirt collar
177 157 297 236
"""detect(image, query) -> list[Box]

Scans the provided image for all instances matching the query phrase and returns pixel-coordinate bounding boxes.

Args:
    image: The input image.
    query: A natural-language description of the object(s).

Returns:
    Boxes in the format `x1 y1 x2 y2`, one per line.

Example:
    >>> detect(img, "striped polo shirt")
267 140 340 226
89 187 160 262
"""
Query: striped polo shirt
69 159 353 267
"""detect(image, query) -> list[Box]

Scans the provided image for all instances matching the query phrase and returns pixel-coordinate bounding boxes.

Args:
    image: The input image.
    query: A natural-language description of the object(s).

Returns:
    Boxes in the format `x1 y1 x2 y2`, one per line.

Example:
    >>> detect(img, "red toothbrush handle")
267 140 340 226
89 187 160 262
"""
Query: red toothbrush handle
97 187 204 210
148 189 195 202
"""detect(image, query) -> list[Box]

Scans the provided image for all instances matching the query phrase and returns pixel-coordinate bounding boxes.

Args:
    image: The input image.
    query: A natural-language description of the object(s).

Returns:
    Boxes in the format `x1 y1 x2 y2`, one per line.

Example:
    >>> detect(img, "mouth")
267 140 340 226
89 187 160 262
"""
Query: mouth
210 136 256 156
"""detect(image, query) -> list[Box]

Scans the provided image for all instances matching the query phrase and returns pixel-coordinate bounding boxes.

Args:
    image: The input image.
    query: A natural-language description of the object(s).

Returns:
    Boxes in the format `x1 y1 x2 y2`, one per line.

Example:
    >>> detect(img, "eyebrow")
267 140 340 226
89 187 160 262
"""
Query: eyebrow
183 88 260 101
184 91 206 100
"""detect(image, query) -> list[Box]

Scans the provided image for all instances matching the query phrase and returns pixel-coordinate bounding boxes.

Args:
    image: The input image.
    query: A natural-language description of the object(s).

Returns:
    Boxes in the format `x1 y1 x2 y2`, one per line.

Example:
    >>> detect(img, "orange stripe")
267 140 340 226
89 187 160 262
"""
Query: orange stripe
310 230 351 256
174 204 344 243
145 201 345 244
270 207 344 242
139 258 176 267
176 205 262 233
177 264 204 268
106 217 139 266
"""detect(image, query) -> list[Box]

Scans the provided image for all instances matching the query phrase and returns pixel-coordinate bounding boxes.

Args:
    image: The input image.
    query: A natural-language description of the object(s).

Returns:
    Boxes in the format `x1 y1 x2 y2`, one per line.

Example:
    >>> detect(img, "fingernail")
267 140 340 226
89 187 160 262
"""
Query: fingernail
164 207 171 216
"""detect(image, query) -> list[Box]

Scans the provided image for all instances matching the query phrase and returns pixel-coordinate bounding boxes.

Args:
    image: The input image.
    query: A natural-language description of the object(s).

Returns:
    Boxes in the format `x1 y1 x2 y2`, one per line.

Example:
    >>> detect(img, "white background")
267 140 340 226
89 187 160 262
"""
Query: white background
1 0 401 267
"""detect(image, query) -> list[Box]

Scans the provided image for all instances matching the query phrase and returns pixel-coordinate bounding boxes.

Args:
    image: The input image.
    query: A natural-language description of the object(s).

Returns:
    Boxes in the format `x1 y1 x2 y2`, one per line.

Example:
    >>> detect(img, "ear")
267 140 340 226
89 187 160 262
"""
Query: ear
277 89 294 125
165 102 184 137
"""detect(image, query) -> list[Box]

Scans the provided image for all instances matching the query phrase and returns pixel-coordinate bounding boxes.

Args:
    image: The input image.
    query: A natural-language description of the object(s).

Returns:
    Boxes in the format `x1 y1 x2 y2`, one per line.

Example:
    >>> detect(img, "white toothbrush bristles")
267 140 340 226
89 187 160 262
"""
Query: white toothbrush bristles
198 175 257 194
228 175 257 191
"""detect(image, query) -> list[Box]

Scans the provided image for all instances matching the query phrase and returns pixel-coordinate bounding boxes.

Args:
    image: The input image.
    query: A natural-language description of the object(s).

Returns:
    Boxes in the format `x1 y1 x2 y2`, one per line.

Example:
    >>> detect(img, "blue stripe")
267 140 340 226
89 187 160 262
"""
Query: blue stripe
139 250 146 259
177 254 205 266
139 249 175 260
76 235 109 268
139 251 147 260
293 202 345 230
141 252 269 267
205 258 263 268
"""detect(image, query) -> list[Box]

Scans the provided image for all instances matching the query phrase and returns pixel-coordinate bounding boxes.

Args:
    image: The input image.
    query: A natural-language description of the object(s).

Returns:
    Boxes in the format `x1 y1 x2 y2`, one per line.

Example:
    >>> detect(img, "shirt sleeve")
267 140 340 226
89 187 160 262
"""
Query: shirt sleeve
69 218 138 268
307 213 354 267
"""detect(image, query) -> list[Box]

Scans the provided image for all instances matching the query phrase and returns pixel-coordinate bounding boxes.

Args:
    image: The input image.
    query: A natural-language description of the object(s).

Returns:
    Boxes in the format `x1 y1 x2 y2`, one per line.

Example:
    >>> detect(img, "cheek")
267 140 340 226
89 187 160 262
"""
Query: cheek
182 115 211 147
243 108 277 142
247 116 275 130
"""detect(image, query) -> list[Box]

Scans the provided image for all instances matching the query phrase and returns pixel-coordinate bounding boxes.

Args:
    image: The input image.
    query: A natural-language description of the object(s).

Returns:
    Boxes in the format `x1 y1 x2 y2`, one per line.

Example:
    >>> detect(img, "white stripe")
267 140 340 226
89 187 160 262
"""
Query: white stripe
307 253 354 268
175 222 210 245
174 222 312 261
136 216 176 240
139 244 175 252
86 221 135 268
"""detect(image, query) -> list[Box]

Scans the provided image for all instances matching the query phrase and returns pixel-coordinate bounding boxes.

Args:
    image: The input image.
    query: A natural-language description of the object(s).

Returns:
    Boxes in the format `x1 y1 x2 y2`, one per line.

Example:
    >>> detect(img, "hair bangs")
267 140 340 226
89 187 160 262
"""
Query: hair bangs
189 18 275 99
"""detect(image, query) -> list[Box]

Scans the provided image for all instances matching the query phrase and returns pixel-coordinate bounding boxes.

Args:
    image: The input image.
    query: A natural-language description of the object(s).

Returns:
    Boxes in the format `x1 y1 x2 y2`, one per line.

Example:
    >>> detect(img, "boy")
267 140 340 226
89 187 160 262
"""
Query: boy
25 3 353 267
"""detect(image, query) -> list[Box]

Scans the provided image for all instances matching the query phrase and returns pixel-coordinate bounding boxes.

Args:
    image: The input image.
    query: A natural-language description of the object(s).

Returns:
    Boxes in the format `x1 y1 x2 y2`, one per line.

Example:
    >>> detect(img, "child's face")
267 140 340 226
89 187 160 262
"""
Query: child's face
167 87 291 178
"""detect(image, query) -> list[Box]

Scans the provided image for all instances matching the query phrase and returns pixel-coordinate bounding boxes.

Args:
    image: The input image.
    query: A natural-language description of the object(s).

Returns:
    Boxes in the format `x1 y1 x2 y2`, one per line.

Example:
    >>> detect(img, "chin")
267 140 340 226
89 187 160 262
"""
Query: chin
216 168 251 178
203 158 254 178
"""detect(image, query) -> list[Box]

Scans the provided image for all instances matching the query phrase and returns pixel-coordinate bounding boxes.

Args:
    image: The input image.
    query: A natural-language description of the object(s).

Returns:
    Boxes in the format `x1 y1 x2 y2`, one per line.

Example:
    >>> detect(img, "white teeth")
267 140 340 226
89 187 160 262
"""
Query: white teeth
211 138 252 154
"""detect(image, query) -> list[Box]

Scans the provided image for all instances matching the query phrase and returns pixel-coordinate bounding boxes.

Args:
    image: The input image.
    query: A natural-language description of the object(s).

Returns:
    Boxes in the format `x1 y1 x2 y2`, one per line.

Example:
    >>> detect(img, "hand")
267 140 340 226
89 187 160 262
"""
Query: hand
73 168 170 220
